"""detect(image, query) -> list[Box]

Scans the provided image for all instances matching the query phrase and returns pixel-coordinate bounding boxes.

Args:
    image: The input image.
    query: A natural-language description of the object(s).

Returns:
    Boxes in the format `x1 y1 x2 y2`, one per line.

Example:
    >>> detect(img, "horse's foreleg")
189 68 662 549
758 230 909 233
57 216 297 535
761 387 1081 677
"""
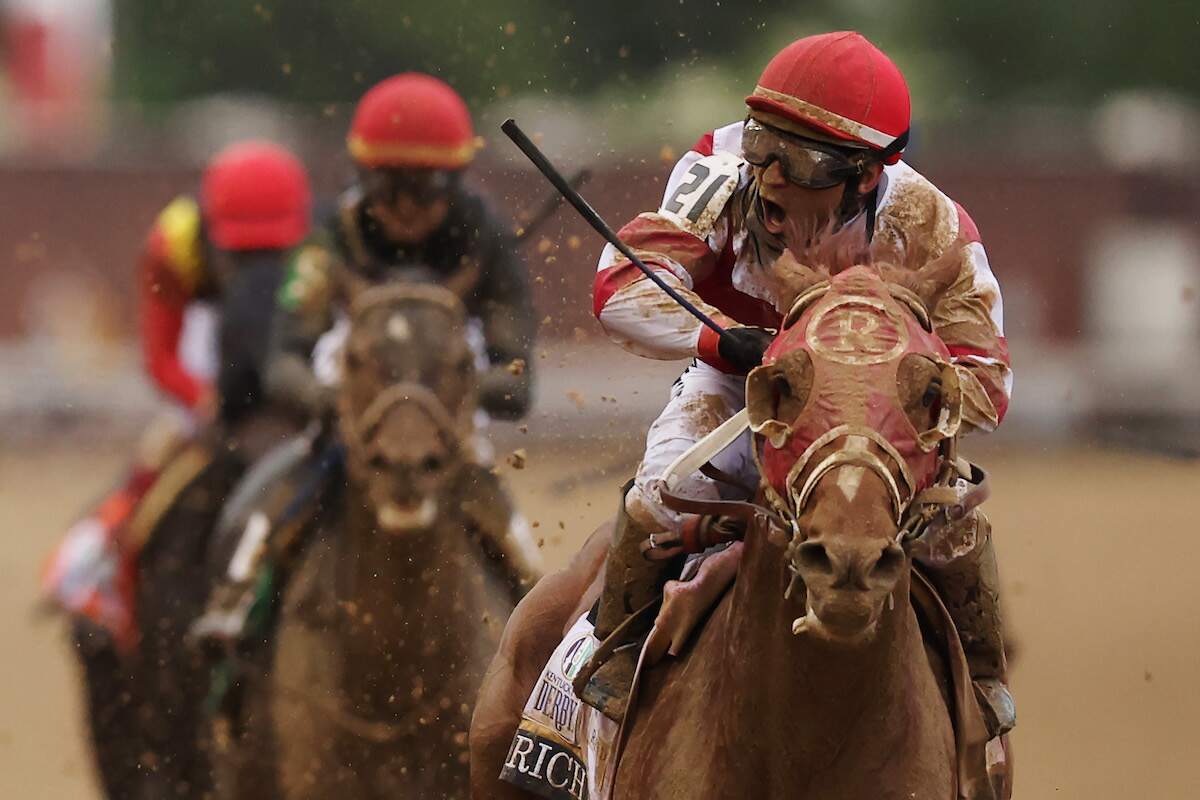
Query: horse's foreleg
470 522 612 800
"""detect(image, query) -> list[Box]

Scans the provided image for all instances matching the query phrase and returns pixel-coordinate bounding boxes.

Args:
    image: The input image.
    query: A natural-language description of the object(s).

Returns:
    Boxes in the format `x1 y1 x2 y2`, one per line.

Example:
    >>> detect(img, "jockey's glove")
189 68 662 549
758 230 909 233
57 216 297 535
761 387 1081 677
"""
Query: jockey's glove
717 326 775 374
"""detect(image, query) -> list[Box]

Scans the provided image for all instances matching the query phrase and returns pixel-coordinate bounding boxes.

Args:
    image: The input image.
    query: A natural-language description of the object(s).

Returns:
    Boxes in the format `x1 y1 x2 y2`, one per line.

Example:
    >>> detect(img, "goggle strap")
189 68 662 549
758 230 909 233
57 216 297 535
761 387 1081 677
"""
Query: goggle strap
877 128 910 160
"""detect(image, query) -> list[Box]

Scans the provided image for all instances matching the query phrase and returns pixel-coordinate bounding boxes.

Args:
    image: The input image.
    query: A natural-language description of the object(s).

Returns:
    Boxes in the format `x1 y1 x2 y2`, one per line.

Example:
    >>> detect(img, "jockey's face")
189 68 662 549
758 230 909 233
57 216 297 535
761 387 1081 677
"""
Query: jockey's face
361 167 456 244
747 116 883 250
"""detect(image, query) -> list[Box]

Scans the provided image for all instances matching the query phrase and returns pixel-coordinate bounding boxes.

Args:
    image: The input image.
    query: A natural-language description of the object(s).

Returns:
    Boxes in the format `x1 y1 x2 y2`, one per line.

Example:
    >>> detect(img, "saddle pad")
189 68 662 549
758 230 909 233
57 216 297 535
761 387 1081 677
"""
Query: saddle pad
500 613 620 800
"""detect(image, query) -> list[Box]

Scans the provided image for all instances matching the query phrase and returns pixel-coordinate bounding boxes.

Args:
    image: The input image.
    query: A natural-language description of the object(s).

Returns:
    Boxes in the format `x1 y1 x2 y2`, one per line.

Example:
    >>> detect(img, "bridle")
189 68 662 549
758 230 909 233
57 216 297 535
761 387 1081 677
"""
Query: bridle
339 286 475 464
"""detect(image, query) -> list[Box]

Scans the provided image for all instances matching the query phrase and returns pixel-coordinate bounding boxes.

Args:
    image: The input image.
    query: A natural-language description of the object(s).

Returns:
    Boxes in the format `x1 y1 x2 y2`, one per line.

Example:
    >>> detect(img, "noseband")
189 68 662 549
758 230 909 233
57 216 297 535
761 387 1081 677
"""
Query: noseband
347 381 467 454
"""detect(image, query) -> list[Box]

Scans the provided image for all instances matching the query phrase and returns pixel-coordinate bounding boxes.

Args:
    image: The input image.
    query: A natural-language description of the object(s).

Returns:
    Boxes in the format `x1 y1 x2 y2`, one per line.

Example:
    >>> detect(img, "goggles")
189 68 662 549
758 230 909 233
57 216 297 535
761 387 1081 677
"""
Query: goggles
742 118 863 190
360 168 459 207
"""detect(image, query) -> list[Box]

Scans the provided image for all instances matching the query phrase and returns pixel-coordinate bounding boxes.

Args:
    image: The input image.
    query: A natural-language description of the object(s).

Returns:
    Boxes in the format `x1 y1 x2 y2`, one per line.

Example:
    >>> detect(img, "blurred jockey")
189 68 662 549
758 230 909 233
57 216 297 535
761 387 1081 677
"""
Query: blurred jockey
42 142 312 647
581 32 1015 738
268 71 535 420
194 73 537 641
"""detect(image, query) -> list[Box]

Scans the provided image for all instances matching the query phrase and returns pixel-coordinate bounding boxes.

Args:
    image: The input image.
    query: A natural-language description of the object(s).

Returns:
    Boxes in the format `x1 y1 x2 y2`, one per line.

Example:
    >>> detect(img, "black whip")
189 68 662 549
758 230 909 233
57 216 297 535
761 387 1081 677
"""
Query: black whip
501 118 726 337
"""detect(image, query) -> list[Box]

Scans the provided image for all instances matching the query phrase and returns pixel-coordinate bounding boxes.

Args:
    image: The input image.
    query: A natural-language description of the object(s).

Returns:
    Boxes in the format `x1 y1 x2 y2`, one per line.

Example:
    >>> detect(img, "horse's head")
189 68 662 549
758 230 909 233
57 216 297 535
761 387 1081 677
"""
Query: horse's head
336 282 478 533
747 262 963 644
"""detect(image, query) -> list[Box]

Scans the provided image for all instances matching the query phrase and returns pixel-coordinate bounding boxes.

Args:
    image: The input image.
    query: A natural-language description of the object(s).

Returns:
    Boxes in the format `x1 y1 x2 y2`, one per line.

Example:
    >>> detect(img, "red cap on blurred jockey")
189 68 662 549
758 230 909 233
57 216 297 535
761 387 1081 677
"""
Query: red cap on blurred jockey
201 141 312 251
746 32 911 165
347 73 477 170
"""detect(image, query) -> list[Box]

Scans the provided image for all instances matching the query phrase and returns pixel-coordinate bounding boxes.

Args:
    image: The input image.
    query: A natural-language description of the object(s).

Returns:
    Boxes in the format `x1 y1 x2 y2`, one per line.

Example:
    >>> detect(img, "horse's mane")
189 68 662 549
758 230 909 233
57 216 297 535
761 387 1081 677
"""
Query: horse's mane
775 218 964 325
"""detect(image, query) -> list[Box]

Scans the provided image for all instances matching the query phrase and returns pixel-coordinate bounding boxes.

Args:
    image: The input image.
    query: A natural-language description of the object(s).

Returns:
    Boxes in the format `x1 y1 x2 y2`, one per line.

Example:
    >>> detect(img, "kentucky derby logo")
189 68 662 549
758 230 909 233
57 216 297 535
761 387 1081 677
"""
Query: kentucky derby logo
561 635 595 681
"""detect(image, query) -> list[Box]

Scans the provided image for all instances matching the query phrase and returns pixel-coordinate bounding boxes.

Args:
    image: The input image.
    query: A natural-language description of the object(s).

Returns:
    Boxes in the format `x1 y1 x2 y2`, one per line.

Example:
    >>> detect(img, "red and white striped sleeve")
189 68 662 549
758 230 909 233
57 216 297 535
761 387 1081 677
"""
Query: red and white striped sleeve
592 131 745 369
935 204 1013 433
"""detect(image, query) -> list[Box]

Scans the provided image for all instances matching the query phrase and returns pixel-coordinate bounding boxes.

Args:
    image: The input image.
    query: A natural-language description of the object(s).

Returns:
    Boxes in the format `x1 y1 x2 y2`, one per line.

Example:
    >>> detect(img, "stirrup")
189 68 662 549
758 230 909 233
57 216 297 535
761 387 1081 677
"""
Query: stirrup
570 599 660 720
974 678 1017 738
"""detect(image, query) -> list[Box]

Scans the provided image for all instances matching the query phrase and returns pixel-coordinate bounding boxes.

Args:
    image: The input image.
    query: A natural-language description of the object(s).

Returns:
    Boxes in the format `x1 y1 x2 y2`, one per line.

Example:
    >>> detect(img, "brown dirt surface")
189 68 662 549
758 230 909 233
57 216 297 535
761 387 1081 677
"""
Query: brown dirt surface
4 442 1200 797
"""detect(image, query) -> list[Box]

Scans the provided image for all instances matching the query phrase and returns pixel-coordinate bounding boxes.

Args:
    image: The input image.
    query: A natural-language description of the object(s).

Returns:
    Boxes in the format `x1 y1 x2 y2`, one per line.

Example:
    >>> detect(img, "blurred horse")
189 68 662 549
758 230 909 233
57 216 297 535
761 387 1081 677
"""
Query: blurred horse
218 283 534 800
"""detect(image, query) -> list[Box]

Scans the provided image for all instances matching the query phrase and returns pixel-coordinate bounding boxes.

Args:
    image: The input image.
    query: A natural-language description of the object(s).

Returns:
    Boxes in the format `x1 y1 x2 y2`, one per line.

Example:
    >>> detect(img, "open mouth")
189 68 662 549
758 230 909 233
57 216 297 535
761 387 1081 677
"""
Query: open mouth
759 195 788 235
376 497 438 532
792 596 878 645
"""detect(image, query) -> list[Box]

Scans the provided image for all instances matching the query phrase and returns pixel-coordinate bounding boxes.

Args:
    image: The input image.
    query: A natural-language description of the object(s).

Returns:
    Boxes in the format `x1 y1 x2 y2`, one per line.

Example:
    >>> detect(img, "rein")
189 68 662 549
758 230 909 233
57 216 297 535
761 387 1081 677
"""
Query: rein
348 281 468 321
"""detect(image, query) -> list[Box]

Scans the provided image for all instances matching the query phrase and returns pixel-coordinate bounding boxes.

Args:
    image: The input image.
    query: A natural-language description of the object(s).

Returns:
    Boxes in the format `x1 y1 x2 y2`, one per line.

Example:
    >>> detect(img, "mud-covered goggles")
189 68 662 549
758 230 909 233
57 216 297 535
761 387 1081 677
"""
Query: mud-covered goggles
742 118 864 190
360 168 459 207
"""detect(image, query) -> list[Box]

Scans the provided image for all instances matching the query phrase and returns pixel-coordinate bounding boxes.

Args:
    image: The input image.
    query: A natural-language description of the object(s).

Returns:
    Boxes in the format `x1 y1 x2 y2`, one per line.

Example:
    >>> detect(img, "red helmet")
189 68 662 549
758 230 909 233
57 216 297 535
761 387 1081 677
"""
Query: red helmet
347 73 476 170
201 141 312 250
746 32 910 164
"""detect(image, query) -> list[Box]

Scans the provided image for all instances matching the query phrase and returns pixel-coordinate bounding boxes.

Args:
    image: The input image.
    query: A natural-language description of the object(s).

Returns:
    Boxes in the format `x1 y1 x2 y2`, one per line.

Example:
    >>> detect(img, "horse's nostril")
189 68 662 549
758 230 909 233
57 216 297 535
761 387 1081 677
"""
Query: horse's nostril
795 541 835 577
870 543 905 582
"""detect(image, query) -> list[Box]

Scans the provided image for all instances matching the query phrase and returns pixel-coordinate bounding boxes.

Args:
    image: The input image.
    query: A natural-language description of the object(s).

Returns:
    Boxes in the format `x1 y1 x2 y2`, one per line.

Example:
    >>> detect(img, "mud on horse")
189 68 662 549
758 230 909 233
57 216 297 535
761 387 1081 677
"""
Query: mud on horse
475 262 1010 800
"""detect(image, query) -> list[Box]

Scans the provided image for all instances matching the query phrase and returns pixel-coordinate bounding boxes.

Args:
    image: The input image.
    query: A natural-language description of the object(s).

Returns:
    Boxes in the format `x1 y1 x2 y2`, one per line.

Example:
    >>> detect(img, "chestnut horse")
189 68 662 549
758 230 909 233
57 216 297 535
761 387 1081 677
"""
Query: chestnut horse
473 262 1005 799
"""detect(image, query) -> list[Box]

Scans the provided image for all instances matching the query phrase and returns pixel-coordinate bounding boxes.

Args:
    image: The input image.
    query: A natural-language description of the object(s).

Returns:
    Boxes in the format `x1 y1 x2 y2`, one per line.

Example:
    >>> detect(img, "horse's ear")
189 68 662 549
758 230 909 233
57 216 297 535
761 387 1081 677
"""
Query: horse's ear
773 248 831 325
747 350 813 448
782 282 831 329
887 284 933 332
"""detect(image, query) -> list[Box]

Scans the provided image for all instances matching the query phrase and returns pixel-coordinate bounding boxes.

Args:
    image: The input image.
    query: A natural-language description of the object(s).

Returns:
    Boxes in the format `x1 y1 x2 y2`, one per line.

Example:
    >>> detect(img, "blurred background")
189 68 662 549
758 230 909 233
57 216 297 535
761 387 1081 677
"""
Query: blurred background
0 1 1197 797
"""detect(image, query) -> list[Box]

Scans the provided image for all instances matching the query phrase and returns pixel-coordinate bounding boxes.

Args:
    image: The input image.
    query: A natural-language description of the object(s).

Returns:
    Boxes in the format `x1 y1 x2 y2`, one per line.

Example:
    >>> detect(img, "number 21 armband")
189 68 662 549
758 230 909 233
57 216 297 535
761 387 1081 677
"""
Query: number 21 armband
659 152 744 240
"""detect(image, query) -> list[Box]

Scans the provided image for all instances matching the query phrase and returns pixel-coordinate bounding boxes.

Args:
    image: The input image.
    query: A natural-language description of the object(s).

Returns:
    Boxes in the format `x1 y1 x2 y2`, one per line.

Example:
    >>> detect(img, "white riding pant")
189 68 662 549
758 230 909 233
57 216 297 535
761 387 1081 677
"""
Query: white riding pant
626 361 756 533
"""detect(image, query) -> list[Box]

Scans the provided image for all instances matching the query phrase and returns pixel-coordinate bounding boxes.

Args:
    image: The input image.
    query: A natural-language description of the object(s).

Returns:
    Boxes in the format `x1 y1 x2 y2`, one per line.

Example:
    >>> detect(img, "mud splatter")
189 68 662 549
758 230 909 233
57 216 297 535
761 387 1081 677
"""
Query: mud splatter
680 393 732 435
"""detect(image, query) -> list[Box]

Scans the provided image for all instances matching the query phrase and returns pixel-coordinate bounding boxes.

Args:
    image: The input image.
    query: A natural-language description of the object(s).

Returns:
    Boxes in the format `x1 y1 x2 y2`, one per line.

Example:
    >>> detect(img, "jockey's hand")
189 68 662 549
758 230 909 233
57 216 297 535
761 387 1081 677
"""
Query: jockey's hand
717 326 775 374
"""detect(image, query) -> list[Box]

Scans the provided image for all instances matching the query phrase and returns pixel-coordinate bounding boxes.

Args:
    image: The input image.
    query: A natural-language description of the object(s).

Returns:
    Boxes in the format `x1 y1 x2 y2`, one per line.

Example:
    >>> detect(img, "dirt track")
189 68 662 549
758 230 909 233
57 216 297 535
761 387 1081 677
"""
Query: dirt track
3 441 1199 798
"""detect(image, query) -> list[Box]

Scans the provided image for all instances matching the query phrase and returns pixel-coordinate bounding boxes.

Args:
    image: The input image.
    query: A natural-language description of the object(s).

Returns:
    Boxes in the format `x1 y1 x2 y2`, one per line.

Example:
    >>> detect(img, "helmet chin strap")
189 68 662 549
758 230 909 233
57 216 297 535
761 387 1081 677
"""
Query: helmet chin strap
835 181 876 239
833 127 908 239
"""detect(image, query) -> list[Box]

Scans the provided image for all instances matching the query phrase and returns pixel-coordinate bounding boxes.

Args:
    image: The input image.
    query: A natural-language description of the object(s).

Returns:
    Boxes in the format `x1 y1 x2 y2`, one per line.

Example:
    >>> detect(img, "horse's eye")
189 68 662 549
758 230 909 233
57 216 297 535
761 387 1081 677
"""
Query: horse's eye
771 375 790 417
421 455 444 473
921 378 943 408
368 453 388 471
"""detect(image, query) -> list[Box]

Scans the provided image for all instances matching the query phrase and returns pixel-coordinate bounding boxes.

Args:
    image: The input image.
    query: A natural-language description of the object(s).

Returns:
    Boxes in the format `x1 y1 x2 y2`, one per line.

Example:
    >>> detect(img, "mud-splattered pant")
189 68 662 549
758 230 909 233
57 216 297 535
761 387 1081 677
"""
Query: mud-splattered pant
626 361 757 533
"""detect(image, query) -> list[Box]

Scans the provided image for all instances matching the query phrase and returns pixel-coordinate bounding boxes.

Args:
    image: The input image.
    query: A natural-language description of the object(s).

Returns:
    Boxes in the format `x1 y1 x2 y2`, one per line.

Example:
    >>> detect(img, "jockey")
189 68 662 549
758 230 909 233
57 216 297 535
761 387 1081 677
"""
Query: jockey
193 73 537 643
144 140 312 423
267 72 535 420
583 32 1015 737
43 141 311 644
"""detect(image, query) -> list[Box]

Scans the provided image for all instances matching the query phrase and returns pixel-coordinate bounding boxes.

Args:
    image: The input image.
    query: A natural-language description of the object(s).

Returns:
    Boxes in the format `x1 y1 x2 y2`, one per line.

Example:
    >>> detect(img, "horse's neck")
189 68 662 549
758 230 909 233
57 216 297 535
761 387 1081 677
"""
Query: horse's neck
337 483 475 627
331 480 501 714
713 531 922 776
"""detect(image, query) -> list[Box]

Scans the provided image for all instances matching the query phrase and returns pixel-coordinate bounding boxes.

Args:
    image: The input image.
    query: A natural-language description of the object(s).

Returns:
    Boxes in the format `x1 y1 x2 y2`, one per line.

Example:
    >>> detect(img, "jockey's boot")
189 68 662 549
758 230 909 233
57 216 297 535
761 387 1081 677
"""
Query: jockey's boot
573 483 680 722
191 435 335 645
919 510 1016 738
